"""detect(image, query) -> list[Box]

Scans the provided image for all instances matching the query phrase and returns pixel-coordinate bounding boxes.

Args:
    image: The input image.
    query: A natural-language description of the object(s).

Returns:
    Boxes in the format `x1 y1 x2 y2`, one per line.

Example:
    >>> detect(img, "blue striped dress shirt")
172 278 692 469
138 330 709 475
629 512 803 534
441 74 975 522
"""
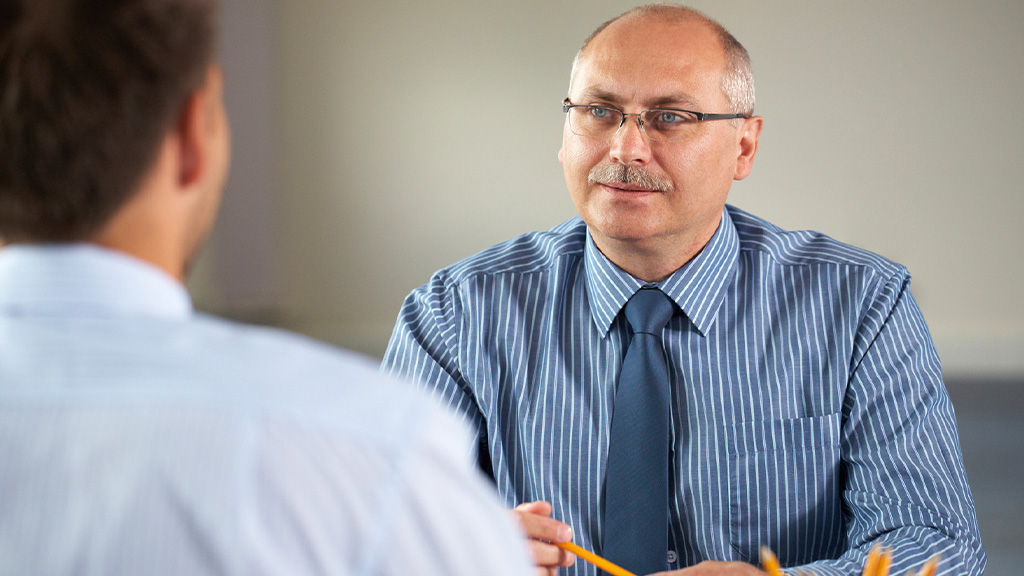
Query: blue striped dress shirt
383 204 985 576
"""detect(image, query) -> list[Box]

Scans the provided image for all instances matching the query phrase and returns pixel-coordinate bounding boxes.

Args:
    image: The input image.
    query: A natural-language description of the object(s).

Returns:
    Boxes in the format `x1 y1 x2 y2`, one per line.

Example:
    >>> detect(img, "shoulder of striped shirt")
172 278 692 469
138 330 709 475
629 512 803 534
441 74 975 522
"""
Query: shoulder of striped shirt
430 208 910 293
439 217 588 284
726 204 907 280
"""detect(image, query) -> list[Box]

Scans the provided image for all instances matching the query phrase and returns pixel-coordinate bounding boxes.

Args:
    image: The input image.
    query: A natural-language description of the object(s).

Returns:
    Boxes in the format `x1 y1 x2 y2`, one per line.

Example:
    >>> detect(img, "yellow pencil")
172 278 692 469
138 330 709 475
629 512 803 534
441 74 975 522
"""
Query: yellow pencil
875 547 893 576
759 546 786 576
863 544 882 576
915 554 940 576
554 541 638 576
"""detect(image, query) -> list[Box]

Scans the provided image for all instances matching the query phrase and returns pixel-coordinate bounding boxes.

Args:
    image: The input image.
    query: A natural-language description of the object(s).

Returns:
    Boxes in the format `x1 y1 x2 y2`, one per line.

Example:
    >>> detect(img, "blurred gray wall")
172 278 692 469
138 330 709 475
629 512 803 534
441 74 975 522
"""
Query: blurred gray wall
192 0 1024 378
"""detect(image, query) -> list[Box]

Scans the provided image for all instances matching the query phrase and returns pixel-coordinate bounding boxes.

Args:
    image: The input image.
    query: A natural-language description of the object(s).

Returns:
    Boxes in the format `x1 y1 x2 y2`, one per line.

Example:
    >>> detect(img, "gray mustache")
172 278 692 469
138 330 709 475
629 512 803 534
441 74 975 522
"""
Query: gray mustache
587 164 673 192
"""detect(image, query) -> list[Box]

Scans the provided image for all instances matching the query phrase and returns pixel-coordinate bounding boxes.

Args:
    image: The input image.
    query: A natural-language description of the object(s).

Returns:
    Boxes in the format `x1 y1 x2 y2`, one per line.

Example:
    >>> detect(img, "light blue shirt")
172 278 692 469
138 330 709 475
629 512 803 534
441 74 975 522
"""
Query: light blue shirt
0 244 533 576
383 205 985 576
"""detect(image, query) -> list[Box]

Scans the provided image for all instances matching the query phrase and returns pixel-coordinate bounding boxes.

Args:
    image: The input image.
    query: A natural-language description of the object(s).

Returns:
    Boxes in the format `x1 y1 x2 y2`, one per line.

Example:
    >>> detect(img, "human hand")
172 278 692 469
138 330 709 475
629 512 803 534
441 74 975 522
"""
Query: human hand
648 560 767 576
510 501 576 576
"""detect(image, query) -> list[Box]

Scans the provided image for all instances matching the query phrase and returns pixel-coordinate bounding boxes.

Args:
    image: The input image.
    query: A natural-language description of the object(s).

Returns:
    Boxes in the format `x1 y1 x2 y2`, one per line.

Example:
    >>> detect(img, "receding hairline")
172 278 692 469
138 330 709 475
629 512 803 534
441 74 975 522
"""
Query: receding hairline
582 5 723 52
568 4 755 115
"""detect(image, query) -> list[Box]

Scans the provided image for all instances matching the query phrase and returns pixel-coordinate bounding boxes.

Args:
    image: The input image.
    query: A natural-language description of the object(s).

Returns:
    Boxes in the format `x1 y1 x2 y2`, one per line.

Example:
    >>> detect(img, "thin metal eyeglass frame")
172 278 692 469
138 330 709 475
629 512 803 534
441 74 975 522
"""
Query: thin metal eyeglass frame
562 98 748 141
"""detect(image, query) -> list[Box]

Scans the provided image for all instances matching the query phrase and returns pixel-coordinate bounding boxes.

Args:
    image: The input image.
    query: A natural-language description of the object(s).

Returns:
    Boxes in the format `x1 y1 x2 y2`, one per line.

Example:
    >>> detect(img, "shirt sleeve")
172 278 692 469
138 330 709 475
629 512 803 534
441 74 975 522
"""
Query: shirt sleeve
381 270 485 439
793 270 986 576
374 404 534 576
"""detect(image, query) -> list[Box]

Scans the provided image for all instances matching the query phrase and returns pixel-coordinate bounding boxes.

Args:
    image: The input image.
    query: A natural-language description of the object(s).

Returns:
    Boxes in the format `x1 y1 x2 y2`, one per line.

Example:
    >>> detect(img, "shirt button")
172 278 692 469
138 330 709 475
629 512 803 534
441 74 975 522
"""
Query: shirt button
667 550 678 564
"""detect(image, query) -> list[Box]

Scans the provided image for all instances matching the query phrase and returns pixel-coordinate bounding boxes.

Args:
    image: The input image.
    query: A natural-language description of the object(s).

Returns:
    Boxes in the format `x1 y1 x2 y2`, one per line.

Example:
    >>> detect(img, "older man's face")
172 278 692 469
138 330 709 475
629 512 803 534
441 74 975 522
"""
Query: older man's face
559 16 758 270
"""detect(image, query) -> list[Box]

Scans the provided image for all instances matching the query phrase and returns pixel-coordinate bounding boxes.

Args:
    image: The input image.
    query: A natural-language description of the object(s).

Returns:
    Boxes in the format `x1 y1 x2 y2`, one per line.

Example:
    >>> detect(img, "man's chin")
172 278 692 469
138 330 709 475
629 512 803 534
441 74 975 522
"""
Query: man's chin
586 217 666 246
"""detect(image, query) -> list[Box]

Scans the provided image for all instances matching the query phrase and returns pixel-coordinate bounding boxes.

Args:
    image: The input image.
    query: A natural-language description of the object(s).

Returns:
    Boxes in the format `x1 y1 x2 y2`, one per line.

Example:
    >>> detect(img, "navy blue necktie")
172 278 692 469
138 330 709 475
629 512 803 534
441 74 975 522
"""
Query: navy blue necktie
603 287 675 576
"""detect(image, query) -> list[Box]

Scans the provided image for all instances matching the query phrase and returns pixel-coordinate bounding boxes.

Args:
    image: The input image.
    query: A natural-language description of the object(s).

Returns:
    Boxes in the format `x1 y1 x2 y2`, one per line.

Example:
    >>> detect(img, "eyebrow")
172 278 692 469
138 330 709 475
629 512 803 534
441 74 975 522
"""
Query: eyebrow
574 88 701 110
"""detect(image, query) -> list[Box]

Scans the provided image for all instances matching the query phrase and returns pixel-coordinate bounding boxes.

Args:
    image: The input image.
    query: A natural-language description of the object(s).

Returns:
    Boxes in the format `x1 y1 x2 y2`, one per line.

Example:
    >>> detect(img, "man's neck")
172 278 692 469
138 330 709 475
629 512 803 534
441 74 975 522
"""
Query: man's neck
90 196 187 284
589 221 720 283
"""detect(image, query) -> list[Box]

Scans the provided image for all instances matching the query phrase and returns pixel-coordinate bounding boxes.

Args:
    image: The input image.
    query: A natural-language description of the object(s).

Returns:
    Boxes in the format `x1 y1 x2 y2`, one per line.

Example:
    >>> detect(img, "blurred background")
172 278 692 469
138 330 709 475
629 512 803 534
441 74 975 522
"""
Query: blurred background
190 1 1022 573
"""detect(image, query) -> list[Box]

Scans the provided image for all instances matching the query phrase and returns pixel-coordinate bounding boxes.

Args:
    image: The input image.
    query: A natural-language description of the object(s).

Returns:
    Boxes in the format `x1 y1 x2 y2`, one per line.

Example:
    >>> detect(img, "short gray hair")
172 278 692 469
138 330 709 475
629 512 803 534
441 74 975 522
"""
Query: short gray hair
569 4 755 116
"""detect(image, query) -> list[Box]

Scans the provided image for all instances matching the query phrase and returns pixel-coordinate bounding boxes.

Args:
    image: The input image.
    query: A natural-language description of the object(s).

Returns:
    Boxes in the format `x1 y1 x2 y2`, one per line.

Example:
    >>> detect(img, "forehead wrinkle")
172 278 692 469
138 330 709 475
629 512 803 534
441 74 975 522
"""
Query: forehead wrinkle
648 94 701 109
573 86 701 111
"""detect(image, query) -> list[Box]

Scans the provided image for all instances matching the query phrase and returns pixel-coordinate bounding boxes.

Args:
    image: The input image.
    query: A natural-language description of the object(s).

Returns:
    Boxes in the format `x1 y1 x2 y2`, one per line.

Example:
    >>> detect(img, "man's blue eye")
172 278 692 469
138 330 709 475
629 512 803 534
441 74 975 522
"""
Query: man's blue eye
659 112 682 123
591 107 612 118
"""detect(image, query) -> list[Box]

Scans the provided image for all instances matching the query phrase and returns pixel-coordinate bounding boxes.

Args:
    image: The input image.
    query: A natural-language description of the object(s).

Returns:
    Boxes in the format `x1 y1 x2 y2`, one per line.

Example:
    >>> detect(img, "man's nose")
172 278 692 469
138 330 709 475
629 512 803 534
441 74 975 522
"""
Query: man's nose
609 114 653 165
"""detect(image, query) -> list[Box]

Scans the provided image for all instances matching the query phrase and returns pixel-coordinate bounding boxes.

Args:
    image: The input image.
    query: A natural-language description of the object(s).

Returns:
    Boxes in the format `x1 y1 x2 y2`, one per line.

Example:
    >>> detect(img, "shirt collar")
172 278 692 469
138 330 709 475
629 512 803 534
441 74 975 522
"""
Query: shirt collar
0 243 193 320
584 206 739 337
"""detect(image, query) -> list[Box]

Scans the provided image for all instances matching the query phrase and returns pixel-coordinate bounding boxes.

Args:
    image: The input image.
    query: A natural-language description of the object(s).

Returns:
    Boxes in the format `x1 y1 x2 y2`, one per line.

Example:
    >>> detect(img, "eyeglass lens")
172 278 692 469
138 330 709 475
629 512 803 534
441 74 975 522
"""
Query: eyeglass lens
567 106 702 142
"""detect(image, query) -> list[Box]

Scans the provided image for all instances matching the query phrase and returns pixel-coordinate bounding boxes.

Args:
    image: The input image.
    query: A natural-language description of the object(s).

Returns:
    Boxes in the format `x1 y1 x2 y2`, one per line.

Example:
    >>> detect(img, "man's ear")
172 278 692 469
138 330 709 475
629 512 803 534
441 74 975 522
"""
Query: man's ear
174 69 223 190
733 115 763 181
175 91 205 189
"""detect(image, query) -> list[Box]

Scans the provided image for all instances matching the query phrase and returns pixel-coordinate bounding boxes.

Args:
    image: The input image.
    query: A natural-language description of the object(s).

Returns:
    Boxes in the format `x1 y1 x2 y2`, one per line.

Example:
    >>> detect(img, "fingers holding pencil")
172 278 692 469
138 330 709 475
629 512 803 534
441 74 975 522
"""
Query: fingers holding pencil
510 501 576 574
554 541 637 576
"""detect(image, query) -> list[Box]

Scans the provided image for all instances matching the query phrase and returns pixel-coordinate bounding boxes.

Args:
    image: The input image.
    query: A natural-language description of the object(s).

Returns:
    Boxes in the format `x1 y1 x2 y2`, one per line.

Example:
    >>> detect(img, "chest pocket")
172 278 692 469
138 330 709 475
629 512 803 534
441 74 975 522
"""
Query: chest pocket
726 412 844 565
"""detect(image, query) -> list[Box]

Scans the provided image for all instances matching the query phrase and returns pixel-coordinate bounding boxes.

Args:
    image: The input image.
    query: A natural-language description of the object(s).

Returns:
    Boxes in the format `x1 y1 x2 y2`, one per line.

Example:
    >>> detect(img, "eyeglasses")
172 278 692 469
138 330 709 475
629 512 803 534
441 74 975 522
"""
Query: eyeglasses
562 98 748 142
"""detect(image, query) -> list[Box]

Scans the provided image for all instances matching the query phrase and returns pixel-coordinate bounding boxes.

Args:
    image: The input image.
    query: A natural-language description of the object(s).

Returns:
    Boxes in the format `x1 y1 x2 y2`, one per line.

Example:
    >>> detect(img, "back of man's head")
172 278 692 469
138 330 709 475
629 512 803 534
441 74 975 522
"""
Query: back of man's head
0 0 218 244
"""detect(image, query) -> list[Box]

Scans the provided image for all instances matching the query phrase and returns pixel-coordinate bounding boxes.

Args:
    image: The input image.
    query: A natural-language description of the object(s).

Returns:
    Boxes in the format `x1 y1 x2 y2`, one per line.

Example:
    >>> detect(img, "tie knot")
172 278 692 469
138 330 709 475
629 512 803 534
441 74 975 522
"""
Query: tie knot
624 288 675 336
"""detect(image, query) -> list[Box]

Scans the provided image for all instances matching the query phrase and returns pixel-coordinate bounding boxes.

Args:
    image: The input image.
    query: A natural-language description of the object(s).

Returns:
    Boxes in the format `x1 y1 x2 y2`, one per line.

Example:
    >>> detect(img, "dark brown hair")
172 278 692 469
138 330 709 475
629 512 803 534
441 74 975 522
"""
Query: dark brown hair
0 0 218 242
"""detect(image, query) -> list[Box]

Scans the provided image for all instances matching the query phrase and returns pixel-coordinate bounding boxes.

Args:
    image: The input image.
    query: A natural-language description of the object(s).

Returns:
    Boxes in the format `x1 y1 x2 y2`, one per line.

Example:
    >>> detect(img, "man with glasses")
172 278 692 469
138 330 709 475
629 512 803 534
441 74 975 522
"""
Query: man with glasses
0 1 534 574
384 4 984 576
